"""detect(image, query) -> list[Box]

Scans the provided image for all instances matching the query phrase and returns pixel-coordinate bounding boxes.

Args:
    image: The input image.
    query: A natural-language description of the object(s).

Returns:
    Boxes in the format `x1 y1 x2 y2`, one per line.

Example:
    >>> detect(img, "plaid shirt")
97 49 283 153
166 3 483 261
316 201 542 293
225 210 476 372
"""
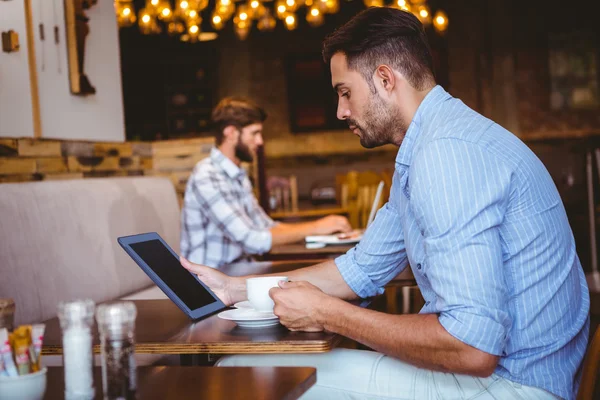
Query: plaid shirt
181 148 275 268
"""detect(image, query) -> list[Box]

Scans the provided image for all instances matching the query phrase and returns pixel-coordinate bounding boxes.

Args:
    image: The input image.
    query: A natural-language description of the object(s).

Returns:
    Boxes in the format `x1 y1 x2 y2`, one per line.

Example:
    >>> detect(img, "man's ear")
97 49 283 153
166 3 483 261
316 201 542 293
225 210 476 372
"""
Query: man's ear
374 65 396 94
223 125 239 143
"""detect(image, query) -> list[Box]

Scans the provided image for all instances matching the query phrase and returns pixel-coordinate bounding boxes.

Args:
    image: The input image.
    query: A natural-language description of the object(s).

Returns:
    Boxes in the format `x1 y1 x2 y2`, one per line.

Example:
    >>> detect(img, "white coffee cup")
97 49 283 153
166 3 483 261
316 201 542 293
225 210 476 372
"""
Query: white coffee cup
246 276 289 312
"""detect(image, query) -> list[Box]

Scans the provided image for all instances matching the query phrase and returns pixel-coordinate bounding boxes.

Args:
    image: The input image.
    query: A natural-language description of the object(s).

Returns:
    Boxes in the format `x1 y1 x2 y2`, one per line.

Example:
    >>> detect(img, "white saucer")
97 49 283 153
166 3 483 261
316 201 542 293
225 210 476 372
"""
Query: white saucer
218 308 280 328
233 300 253 309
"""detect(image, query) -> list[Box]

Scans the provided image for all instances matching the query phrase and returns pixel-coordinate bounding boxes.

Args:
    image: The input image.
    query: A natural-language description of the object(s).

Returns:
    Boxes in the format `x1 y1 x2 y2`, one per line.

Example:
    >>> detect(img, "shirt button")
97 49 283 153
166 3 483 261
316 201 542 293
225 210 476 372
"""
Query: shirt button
425 301 430 306
417 263 422 270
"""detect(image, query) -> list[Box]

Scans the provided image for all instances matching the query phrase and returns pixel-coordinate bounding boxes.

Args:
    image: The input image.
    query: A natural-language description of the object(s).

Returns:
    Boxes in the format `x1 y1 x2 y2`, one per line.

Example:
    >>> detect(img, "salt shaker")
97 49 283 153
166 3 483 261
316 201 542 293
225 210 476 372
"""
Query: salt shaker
96 302 137 400
58 299 96 400
0 298 15 332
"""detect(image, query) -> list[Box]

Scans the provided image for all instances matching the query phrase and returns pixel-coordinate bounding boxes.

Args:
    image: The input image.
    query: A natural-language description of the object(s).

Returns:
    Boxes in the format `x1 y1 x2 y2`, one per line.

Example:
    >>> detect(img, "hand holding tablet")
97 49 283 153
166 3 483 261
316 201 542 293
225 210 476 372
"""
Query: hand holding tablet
118 232 227 320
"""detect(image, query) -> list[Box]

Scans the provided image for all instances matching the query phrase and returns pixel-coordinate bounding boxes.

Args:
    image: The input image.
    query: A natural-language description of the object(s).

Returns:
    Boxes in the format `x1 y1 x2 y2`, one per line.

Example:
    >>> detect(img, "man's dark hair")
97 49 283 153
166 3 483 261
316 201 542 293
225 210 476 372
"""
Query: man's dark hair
322 7 435 91
211 97 267 145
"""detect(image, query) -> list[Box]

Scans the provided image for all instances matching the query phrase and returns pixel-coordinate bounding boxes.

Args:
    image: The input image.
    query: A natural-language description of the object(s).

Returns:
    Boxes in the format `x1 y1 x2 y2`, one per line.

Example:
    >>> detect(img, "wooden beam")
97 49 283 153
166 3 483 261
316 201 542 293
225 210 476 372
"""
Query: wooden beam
151 138 214 157
23 0 42 138
18 139 62 157
61 141 94 157
0 140 18 157
63 0 80 94
264 133 397 159
0 174 40 183
0 158 37 175
146 153 209 172
36 157 69 173
94 143 133 157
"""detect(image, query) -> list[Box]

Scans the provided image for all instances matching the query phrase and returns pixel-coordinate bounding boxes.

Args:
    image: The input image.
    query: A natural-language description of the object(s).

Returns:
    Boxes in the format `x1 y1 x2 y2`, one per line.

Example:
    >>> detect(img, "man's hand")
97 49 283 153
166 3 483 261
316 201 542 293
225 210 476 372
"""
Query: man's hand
313 215 352 235
269 280 334 332
180 257 243 306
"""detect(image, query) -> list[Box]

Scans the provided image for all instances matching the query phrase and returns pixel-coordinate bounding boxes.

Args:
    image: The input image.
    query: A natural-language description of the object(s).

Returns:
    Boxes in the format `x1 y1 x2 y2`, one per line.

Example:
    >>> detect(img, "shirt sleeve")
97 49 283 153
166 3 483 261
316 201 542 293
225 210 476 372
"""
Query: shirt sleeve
410 138 512 356
335 199 410 298
188 175 272 255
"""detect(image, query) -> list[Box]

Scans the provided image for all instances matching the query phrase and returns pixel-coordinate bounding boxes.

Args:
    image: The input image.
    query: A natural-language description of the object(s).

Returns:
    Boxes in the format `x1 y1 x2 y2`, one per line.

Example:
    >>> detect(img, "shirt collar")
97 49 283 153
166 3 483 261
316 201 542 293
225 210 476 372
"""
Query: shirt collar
211 148 246 180
395 85 451 168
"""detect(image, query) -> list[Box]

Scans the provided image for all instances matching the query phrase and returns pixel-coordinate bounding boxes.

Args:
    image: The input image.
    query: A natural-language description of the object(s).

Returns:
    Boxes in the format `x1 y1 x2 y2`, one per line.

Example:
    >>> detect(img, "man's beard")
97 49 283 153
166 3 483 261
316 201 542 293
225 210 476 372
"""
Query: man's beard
348 93 409 149
235 141 254 162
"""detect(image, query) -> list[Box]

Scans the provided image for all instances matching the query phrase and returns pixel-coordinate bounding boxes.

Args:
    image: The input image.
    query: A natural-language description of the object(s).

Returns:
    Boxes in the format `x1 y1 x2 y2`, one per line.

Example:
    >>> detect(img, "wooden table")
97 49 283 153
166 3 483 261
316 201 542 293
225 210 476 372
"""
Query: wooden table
262 243 354 261
42 261 344 360
44 366 316 400
270 206 348 220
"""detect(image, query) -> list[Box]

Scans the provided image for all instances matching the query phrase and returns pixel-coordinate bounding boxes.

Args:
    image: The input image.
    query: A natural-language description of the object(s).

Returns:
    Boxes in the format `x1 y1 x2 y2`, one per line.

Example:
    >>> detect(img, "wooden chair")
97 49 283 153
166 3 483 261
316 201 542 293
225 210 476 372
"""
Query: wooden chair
336 170 387 229
578 325 600 400
268 175 299 213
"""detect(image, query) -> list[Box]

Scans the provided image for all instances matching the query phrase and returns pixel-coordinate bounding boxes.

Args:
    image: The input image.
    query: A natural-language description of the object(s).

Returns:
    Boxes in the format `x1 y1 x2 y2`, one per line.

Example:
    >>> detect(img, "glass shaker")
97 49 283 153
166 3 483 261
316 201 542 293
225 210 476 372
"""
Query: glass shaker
95 302 137 400
58 299 96 400
0 298 15 332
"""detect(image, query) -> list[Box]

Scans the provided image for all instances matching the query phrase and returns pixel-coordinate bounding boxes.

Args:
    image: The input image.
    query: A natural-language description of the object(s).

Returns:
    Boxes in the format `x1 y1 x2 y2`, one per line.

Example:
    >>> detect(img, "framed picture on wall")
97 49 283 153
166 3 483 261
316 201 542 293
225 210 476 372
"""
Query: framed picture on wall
285 54 347 133
548 32 600 110
64 0 98 96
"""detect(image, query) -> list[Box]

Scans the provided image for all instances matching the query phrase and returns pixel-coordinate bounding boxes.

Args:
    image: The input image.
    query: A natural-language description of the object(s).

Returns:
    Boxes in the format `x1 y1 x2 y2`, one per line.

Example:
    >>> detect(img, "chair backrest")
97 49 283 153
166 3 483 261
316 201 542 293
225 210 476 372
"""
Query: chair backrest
578 325 600 400
0 177 181 325
337 171 387 229
267 175 298 213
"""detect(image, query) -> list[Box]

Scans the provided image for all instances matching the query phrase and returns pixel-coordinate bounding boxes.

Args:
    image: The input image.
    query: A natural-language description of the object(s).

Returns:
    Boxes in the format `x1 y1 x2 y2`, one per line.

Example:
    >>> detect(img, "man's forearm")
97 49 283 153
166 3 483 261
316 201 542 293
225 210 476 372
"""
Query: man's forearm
269 222 319 246
231 260 358 303
319 298 499 377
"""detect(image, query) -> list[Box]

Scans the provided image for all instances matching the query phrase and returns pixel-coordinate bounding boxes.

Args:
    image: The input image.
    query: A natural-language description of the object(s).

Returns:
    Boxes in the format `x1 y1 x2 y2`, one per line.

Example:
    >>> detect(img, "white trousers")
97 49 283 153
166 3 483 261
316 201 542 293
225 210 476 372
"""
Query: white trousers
216 349 558 400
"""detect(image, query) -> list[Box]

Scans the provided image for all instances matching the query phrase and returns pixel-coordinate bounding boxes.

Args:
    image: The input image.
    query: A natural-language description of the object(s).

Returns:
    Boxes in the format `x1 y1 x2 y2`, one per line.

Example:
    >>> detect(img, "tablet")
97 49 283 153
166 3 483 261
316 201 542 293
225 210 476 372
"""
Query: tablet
118 232 226 320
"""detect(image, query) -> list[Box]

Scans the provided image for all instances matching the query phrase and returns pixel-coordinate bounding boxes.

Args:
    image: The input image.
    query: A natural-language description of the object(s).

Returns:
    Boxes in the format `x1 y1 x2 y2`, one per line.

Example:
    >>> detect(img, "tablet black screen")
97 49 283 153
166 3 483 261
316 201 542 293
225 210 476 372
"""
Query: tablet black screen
130 239 217 310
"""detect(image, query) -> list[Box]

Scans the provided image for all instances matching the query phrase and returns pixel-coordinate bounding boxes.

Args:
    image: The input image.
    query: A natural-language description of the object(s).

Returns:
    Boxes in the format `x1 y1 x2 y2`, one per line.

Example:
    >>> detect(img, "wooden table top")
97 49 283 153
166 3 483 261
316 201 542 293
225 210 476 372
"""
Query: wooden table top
44 366 316 400
265 243 353 261
42 260 343 356
270 206 348 220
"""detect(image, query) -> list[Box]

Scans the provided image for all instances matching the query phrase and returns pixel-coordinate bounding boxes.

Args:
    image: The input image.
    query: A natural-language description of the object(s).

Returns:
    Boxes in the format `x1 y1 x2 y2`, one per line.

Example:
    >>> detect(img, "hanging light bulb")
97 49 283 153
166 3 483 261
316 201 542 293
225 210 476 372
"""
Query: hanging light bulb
414 5 431 25
324 0 339 14
138 8 161 34
234 19 252 40
275 0 288 19
175 1 190 18
215 0 235 19
284 0 299 12
248 0 266 19
115 1 137 28
283 12 297 30
167 20 186 35
389 0 411 12
306 6 324 26
211 13 225 29
186 14 202 28
433 9 448 33
158 4 173 21
236 4 251 26
194 0 210 11
146 0 168 17
257 9 276 31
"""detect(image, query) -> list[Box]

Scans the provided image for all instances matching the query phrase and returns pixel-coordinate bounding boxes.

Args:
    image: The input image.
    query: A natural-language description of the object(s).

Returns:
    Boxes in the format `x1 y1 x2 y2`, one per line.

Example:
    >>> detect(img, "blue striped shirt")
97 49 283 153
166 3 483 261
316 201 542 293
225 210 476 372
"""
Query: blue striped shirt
335 86 590 399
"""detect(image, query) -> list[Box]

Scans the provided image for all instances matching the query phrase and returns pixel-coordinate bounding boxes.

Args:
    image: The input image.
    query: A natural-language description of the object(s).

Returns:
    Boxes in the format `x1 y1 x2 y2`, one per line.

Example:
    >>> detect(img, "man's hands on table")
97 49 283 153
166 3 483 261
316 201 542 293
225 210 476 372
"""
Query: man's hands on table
269 280 337 332
181 256 342 332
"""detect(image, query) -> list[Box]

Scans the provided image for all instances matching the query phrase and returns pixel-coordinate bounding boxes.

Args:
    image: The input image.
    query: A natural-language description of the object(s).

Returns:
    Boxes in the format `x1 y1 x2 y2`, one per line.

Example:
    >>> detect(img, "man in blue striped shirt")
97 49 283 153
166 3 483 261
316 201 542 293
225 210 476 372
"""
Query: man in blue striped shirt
182 7 590 399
